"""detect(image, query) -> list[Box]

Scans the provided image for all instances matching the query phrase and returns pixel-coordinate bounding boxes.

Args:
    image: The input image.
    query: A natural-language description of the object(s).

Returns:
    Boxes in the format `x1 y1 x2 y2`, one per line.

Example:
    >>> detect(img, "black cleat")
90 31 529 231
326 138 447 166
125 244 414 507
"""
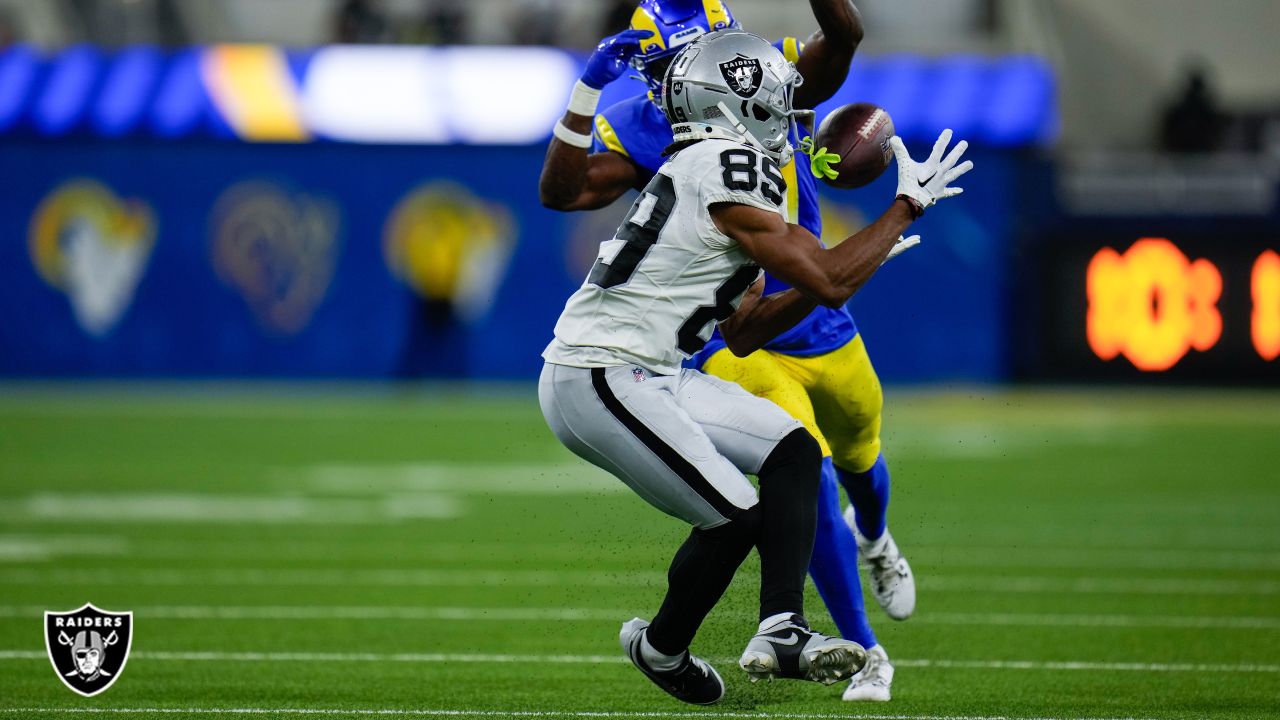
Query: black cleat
619 618 725 705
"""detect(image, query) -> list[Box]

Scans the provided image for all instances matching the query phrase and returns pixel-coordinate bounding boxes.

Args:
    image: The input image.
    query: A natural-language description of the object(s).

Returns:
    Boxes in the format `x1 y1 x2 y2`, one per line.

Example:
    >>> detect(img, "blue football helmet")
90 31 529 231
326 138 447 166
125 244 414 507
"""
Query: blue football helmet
629 0 740 95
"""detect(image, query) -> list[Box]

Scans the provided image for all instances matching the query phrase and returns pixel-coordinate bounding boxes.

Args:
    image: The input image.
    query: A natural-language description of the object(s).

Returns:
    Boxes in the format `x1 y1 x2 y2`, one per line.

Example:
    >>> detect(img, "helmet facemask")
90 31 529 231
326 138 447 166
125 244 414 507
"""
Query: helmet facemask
632 50 679 97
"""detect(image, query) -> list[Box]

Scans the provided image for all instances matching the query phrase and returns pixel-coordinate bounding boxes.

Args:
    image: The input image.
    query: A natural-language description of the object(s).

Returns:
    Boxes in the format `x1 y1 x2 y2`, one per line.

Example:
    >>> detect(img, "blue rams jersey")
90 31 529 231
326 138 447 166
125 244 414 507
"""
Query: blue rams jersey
591 38 856 361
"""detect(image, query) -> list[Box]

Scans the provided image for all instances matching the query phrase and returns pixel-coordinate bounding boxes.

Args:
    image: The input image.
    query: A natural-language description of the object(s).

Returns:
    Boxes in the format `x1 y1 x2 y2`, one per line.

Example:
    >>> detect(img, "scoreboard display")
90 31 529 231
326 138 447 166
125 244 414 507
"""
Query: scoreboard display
1039 233 1280 382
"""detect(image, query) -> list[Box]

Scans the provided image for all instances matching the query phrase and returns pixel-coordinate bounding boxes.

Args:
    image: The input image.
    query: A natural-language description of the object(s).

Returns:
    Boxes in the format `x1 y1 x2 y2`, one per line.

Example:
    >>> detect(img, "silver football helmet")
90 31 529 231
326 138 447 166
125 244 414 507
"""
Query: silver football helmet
661 30 810 165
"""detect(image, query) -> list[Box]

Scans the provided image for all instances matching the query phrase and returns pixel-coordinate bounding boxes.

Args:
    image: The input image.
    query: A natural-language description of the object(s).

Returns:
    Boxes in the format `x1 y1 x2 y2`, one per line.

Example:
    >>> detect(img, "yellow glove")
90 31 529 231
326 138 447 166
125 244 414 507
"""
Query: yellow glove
798 136 841 180
809 148 842 180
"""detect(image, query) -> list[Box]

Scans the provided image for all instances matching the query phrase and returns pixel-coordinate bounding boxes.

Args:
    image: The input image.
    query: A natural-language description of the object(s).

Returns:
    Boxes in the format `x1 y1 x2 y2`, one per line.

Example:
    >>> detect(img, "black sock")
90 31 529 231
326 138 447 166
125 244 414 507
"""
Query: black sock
755 428 822 621
646 508 761 656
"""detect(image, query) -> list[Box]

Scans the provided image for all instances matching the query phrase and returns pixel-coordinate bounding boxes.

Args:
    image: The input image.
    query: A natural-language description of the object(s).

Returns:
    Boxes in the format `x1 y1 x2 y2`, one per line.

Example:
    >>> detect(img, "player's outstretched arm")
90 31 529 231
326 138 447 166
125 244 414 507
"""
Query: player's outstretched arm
538 29 649 211
720 231 919 356
793 0 864 109
716 129 972 310
714 200 912 309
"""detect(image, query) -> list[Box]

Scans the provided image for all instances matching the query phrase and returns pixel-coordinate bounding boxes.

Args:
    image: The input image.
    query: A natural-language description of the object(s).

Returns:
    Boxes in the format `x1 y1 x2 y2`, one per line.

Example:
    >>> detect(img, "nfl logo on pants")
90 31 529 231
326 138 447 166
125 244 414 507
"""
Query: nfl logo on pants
44 603 133 697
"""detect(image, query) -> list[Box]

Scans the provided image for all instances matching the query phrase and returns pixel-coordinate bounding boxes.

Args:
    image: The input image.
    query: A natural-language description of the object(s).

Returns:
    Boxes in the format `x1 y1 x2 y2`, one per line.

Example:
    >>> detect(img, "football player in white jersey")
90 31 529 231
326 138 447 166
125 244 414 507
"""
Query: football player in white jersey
540 30 970 705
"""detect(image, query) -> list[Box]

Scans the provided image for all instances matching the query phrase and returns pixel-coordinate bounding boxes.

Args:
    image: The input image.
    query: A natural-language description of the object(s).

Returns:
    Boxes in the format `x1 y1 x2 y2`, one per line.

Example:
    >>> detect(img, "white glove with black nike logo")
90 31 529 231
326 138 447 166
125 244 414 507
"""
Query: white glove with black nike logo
890 129 972 216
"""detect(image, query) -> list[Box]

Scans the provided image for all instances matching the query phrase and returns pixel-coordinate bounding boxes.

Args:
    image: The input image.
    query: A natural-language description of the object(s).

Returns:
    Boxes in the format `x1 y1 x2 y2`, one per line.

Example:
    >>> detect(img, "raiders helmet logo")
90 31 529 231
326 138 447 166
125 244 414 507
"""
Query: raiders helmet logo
44 603 133 697
719 56 763 98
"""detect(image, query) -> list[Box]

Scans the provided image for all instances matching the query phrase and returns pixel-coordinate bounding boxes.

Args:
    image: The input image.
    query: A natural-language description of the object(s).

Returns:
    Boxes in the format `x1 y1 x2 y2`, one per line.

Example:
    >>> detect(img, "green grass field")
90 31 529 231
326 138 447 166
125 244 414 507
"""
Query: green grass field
1 384 1279 720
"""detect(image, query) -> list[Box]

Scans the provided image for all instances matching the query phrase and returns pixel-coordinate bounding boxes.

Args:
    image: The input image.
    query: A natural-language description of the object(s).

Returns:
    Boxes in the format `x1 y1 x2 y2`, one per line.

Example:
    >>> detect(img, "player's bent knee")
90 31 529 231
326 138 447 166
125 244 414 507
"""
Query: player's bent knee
759 428 822 491
830 377 884 473
700 504 761 545
860 383 884 424
836 412 883 473
840 378 883 433
840 445 881 475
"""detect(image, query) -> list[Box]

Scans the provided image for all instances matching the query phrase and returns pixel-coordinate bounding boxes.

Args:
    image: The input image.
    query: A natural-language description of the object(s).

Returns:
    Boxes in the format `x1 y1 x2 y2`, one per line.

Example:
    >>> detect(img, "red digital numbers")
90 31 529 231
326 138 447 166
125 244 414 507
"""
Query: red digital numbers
1086 238 1222 371
1254 250 1280 362
1088 239 1280 370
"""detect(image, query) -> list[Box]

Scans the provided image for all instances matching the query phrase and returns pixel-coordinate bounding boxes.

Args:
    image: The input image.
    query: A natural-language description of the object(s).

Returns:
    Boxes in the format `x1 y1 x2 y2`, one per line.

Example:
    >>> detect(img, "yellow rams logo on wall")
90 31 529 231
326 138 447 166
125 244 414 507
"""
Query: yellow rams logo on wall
384 182 515 322
210 181 341 336
29 179 157 337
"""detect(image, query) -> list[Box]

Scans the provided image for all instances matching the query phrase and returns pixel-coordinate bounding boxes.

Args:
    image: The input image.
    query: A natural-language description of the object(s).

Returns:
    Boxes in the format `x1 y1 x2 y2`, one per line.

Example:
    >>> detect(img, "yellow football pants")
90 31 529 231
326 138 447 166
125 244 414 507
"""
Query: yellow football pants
701 334 883 474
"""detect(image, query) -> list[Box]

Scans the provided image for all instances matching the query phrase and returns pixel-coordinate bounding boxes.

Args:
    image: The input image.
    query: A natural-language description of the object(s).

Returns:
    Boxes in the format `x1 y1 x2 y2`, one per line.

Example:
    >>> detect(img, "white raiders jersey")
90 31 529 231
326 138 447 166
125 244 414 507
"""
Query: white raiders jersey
544 138 789 375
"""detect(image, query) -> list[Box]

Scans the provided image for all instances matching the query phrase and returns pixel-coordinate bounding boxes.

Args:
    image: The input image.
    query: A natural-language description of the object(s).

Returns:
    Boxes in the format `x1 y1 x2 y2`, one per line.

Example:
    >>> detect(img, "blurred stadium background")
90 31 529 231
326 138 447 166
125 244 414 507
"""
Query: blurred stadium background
0 1 1278 718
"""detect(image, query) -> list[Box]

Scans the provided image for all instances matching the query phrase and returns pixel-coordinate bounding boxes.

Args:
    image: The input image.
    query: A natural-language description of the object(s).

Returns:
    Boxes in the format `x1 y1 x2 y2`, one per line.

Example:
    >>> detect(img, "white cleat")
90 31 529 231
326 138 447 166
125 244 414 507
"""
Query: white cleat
842 643 893 702
844 507 916 620
738 614 867 685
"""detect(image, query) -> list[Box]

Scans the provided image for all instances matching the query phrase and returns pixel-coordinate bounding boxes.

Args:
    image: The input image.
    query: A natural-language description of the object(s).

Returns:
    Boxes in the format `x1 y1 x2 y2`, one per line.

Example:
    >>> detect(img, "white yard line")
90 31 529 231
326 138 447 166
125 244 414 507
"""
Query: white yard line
0 708 1170 720
279 463 626 495
0 568 666 587
903 545 1280 571
3 568 1277 596
3 605 1276 630
0 534 128 561
891 659 1280 673
87 541 1280 572
0 605 623 622
916 611 1280 630
923 576 1280 595
0 650 1275 674
9 494 462 524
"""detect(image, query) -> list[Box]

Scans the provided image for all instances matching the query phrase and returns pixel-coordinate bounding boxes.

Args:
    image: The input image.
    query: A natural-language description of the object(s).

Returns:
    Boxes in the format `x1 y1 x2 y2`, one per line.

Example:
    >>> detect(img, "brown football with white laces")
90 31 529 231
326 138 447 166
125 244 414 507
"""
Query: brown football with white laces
812 103 896 189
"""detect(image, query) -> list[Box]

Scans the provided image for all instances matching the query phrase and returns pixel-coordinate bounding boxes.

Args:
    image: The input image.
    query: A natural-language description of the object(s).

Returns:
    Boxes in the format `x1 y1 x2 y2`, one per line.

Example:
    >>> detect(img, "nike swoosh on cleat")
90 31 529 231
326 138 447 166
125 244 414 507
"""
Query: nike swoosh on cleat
765 632 800 646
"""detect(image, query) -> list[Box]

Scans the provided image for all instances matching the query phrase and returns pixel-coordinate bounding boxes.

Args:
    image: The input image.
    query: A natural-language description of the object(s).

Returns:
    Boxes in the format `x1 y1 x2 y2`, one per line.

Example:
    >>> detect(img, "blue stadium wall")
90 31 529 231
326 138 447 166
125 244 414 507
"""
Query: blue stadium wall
0 45 1051 382
0 141 1025 381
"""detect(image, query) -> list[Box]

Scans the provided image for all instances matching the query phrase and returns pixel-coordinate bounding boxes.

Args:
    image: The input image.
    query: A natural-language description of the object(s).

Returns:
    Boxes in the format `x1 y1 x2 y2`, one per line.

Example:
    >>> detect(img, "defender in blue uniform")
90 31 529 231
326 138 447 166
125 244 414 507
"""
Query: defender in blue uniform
539 0 917 702
592 42 854 359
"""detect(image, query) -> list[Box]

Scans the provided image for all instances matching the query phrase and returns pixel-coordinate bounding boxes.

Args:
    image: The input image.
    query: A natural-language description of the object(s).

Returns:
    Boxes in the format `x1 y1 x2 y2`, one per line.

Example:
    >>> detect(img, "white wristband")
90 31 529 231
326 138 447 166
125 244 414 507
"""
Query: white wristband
553 121 593 149
567 80 602 117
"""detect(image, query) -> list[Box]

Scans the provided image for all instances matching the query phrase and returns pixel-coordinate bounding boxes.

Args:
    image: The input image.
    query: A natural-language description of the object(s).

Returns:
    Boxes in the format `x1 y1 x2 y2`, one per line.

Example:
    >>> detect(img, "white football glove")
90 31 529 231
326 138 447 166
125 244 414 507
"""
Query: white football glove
890 129 973 215
882 234 921 265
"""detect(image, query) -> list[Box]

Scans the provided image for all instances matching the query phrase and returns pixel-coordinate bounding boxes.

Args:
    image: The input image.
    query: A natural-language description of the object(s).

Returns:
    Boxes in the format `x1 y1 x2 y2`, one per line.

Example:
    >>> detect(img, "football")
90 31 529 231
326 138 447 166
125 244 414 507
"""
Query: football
811 102 896 189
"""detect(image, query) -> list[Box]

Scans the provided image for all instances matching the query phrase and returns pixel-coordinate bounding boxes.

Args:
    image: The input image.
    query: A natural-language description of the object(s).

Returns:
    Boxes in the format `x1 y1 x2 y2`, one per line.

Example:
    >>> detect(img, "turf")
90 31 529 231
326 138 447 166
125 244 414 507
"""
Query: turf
0 384 1278 720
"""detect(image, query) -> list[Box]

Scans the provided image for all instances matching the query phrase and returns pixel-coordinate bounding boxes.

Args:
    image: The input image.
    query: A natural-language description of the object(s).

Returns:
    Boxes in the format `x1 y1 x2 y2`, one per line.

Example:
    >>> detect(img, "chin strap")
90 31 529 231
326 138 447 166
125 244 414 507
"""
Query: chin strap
798 136 841 181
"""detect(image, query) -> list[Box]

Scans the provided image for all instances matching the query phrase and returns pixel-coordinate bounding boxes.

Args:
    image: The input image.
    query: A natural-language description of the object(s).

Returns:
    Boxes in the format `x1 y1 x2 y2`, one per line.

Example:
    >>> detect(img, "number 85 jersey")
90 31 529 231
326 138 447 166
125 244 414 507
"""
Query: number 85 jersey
544 138 786 375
